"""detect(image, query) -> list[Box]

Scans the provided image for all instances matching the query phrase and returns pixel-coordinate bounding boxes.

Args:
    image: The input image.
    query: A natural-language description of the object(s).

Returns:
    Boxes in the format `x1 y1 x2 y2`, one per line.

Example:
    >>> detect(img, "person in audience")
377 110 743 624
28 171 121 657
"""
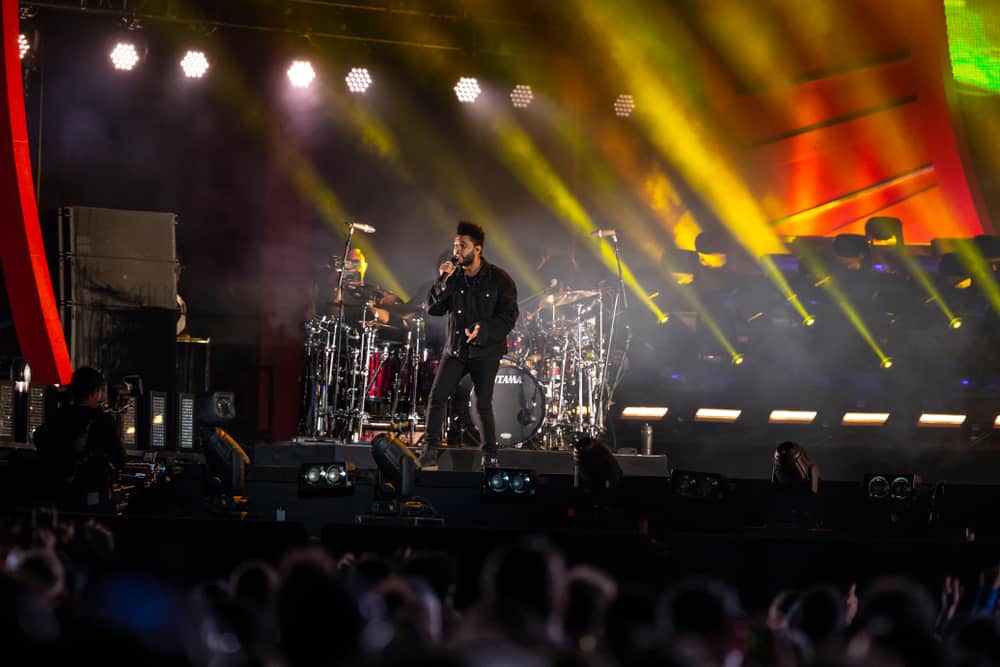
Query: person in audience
402 550 463 634
658 577 748 667
563 565 618 657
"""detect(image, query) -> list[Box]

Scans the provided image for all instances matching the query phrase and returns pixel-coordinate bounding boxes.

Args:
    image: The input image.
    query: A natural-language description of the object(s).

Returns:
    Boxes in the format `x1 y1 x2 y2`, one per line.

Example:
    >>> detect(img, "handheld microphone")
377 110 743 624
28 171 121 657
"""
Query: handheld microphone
348 222 376 234
590 229 618 239
450 255 462 266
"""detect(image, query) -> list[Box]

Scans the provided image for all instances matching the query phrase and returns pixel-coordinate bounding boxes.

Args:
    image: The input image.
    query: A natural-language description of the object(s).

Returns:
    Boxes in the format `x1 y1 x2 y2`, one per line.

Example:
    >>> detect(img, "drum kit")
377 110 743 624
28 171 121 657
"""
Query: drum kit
300 287 432 444
300 224 631 451
493 284 630 450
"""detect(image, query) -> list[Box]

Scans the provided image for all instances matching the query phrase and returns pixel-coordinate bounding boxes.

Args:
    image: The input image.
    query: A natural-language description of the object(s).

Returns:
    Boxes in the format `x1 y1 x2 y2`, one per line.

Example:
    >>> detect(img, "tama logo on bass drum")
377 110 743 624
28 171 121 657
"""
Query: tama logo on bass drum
495 374 523 384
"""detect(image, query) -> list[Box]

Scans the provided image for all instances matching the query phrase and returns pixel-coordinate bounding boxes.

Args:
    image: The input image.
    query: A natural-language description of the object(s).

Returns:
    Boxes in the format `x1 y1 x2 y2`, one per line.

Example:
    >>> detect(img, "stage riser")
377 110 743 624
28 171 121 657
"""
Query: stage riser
258 441 669 476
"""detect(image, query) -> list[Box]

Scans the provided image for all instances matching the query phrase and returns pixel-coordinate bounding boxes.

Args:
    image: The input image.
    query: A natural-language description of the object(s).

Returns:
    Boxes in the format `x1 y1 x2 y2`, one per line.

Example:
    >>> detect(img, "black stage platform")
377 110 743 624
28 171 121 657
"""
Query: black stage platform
245 440 1000 540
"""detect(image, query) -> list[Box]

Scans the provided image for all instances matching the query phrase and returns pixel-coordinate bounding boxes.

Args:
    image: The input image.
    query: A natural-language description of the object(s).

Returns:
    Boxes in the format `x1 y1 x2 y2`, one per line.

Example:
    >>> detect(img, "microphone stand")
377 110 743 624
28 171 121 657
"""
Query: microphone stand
597 233 627 438
328 223 357 439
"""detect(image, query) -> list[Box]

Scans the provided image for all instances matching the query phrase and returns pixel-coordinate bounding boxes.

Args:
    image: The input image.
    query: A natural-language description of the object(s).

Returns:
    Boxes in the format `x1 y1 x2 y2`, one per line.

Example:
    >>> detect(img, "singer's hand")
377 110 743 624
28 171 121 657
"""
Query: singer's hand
439 261 457 278
464 323 481 343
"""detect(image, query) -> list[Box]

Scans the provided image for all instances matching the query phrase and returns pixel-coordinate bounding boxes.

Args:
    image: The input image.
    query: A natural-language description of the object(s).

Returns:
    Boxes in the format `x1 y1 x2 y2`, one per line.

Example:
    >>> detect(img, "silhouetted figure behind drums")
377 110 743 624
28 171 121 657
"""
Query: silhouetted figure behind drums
423 222 519 467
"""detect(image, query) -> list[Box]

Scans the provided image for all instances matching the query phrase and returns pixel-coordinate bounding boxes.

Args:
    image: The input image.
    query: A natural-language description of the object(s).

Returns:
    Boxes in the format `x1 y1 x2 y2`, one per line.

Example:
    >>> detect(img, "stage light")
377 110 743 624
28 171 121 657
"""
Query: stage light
917 413 966 427
695 408 742 423
658 313 670 324
483 468 535 495
881 357 894 370
177 393 194 450
731 353 745 366
180 50 210 78
994 415 1000 428
147 391 167 449
613 94 635 117
671 469 727 500
621 406 669 419
18 34 29 60
345 67 372 93
842 412 890 426
206 428 250 494
371 432 421 497
769 410 817 424
9 358 30 393
110 42 140 71
866 473 920 500
510 84 533 108
454 77 481 103
803 315 816 327
300 462 354 495
949 317 963 330
287 60 316 88
196 392 235 426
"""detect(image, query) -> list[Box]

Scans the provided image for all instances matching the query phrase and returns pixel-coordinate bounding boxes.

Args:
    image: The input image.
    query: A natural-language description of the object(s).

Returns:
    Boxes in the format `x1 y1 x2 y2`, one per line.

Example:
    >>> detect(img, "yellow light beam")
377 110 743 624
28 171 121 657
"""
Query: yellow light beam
489 112 666 321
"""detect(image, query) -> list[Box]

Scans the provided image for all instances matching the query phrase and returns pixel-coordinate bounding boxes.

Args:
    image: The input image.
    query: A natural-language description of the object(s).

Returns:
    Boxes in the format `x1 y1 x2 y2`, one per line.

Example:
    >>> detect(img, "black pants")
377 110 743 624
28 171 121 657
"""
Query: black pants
425 354 501 452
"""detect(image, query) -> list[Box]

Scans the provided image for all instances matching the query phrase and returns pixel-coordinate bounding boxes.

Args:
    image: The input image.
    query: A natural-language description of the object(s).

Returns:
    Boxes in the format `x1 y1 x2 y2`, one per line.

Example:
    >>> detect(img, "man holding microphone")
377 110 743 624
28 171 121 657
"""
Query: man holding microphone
423 221 519 467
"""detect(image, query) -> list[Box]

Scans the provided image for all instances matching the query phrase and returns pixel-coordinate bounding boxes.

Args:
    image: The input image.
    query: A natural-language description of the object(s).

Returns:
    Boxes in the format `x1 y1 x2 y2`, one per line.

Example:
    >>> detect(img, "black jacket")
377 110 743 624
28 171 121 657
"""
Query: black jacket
426 259 519 360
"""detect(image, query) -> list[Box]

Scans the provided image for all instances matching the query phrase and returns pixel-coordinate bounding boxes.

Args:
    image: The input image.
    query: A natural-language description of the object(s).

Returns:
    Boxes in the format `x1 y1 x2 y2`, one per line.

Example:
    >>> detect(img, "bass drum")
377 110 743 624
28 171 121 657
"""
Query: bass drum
469 365 546 448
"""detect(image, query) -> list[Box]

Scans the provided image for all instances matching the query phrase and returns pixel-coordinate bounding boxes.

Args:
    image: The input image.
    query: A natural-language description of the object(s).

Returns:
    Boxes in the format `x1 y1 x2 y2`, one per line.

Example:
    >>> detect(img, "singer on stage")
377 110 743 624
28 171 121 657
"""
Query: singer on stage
423 221 519 467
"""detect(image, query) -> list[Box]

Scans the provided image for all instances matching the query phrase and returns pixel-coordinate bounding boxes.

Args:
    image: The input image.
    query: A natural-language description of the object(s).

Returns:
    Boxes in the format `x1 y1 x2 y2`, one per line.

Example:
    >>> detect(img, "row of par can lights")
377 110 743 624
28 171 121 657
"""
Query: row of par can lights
17 33 638 116
622 406 997 428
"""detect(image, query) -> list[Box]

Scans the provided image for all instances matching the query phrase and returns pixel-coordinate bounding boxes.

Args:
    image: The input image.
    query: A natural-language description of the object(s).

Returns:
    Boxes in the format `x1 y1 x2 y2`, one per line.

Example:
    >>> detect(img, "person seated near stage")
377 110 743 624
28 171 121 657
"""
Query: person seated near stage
34 367 127 511
769 441 822 528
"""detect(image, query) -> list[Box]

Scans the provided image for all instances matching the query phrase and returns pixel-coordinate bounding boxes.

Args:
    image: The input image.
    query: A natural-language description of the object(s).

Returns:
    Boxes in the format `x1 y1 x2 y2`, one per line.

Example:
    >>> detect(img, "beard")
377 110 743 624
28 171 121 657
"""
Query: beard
459 253 474 266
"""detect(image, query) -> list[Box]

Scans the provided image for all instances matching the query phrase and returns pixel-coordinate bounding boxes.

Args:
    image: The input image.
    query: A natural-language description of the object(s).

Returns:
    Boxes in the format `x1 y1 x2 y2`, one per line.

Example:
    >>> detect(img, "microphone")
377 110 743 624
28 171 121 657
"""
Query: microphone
450 255 462 267
348 222 376 234
590 229 618 239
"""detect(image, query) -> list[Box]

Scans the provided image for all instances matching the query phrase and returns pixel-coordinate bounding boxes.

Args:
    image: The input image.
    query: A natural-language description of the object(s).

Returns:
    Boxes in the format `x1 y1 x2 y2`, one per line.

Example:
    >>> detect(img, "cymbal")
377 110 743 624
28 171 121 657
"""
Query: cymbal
378 301 425 316
547 289 602 308
361 321 399 330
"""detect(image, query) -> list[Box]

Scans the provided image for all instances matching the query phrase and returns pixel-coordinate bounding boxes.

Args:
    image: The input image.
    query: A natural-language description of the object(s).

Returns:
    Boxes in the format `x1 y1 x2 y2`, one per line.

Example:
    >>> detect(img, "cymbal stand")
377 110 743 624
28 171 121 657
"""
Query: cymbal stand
326 223 359 440
576 303 585 433
352 311 377 442
407 318 425 446
595 232 627 435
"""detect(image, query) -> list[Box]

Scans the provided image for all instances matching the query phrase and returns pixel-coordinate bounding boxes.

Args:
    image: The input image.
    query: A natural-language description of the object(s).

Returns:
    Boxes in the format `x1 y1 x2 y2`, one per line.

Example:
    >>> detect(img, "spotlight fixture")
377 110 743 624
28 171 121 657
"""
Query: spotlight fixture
18 33 30 60
345 67 372 93
300 462 354 495
917 412 966 428
621 406 669 419
371 433 421 497
287 60 316 88
842 412 890 426
768 410 818 425
865 473 920 500
510 84 533 108
803 315 816 327
658 313 670 324
880 357 894 370
482 468 536 496
180 50 210 78
731 353 745 366
613 94 635 117
949 317 963 330
671 469 728 501
110 42 141 71
454 77 481 103
695 408 742 423
994 414 1000 428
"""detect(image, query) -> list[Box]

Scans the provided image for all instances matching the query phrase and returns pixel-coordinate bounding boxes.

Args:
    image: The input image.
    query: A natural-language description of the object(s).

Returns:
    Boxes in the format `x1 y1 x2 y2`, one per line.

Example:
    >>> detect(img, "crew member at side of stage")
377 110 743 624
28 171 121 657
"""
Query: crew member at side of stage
424 221 518 466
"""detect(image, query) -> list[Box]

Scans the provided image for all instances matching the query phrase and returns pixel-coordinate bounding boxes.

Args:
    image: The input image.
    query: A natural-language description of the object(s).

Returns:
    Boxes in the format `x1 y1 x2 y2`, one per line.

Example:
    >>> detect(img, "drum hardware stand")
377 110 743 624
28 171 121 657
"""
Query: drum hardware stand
595 231 628 438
